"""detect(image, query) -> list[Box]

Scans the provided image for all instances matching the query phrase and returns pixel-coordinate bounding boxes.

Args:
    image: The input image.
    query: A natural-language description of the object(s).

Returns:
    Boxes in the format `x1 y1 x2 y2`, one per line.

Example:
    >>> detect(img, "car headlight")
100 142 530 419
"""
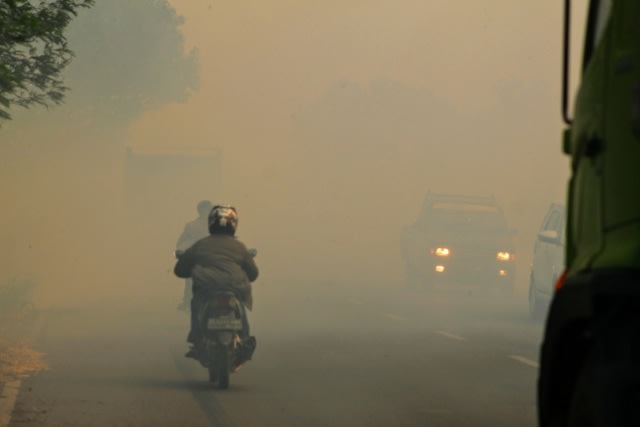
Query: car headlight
432 247 450 257
496 251 512 261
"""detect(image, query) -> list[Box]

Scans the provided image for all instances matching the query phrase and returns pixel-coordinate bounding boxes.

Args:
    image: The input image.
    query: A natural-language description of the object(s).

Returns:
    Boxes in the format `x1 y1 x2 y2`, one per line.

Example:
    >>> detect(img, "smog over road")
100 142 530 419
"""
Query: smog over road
0 1 588 426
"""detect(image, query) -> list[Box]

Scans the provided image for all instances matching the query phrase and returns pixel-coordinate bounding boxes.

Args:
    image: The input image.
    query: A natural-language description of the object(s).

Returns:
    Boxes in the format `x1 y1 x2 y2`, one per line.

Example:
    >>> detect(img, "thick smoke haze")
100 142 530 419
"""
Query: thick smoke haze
1 1 587 309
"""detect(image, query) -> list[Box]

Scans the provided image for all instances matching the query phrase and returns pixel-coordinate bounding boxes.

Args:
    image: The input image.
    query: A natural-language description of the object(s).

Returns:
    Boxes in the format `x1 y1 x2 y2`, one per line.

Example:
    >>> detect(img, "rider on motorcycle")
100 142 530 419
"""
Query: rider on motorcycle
173 205 259 359
175 200 213 311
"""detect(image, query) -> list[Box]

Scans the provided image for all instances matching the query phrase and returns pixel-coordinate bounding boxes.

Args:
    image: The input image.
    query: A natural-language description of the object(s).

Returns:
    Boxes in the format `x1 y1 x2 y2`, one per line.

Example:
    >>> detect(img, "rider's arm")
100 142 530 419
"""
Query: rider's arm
174 246 196 278
241 250 259 282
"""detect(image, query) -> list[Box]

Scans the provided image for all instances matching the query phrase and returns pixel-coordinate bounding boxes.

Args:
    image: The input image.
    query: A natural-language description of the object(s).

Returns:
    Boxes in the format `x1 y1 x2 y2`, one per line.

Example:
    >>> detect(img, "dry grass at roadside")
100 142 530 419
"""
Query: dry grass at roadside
0 346 49 382
0 278 47 382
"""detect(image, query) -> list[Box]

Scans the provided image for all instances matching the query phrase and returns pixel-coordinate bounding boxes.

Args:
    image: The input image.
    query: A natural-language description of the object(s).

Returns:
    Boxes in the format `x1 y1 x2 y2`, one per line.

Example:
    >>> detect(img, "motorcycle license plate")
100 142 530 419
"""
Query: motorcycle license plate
207 317 242 330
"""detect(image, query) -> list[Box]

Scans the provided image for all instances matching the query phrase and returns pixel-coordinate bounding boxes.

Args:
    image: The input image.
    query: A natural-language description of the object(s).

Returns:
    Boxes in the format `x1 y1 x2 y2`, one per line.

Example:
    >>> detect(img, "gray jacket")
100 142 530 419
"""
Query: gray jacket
174 234 259 310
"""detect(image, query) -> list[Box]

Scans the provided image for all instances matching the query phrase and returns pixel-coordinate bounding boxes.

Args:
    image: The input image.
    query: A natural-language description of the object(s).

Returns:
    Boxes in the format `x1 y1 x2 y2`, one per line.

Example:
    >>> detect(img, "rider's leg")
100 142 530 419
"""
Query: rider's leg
179 278 192 309
185 293 204 358
184 278 193 305
177 279 191 311
187 294 202 345
239 303 250 339
235 303 256 364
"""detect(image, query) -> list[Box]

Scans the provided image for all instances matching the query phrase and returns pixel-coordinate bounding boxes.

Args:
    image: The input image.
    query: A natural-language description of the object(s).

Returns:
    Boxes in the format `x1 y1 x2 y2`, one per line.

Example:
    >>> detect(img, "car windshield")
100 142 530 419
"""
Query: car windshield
429 203 508 233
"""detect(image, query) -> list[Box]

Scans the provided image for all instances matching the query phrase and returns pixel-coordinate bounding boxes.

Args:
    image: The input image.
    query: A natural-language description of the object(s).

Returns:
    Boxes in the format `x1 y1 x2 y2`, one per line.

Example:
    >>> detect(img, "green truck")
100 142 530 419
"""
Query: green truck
538 0 640 425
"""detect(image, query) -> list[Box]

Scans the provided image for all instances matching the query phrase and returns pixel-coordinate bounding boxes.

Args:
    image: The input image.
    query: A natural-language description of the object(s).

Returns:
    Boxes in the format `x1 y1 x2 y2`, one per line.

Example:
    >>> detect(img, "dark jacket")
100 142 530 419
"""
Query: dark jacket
175 216 209 251
174 234 259 310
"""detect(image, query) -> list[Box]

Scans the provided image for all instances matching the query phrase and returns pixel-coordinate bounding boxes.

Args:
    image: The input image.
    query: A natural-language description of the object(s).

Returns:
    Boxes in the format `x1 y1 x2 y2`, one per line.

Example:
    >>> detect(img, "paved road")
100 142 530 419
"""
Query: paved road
3 284 544 426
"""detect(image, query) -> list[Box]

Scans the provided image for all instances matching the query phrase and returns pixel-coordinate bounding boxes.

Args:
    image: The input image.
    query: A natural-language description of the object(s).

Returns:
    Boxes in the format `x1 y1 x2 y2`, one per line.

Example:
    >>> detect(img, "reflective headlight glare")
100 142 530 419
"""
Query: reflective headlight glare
432 247 450 257
496 252 512 261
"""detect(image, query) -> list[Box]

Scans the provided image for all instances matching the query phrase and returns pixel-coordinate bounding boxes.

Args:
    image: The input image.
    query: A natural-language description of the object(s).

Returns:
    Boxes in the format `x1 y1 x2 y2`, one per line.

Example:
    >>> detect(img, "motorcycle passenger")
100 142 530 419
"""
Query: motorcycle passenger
175 200 213 311
173 205 259 360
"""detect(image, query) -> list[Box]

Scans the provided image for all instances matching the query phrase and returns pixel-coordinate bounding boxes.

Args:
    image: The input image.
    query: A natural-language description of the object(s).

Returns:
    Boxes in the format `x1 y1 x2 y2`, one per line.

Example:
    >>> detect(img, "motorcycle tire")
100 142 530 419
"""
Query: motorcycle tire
216 347 230 390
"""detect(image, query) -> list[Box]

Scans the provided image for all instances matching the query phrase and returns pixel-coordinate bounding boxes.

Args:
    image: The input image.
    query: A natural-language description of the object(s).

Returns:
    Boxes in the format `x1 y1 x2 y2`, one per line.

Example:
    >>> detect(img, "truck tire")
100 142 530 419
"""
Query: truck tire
567 350 598 427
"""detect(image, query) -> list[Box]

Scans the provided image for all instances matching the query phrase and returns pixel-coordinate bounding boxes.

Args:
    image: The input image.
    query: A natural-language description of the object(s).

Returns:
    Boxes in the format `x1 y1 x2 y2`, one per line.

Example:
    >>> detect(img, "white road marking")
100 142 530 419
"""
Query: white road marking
435 330 466 341
509 355 539 368
0 380 22 427
383 313 409 321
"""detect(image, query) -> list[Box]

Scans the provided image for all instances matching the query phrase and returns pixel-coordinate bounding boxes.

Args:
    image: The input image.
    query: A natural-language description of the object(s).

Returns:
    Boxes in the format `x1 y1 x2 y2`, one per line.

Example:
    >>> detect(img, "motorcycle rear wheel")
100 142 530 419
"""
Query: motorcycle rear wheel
208 366 218 383
212 347 230 389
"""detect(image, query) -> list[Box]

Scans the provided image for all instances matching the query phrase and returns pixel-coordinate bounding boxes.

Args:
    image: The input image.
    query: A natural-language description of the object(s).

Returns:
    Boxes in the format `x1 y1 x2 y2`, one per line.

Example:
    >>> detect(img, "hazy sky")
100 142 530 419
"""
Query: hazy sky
125 1 581 284
132 1 571 145
1 1 590 306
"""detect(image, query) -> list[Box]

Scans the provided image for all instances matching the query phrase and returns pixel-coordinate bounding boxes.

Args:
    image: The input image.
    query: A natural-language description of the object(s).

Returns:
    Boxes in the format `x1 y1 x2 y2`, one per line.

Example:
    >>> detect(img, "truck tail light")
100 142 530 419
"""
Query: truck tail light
554 269 568 291
632 85 640 140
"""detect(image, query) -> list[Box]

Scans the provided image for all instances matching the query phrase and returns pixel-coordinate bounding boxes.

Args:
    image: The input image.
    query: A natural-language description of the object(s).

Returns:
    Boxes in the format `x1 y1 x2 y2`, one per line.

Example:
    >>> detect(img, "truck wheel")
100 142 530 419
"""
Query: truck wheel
567 351 598 427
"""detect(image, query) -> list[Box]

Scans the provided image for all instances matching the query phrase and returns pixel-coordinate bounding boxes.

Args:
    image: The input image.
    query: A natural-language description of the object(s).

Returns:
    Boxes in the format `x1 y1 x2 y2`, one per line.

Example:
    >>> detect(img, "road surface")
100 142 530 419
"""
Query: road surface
1 284 543 426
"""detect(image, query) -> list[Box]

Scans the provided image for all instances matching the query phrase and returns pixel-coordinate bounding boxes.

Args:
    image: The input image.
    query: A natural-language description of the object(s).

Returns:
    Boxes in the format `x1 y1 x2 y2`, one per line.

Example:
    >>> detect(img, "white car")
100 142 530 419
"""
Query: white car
528 203 565 321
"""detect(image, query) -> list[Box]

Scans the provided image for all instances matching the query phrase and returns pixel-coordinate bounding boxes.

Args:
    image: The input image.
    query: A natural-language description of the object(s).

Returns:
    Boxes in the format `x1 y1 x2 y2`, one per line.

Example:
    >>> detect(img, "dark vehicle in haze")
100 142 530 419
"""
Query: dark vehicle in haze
528 203 565 321
401 192 517 292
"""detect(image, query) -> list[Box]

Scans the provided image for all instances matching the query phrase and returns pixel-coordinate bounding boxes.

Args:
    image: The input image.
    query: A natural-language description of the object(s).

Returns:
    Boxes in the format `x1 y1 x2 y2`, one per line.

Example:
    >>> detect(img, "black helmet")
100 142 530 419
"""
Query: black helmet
208 205 238 235
197 200 213 217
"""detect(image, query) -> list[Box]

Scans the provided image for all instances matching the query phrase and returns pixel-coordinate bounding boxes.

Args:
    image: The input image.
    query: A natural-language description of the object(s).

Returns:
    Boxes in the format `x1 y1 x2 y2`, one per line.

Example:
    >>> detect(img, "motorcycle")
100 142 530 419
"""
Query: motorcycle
174 248 258 389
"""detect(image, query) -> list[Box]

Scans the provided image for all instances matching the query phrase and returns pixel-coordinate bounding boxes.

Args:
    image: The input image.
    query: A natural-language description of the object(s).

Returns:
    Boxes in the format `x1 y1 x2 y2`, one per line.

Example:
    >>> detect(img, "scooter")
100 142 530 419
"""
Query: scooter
174 248 257 389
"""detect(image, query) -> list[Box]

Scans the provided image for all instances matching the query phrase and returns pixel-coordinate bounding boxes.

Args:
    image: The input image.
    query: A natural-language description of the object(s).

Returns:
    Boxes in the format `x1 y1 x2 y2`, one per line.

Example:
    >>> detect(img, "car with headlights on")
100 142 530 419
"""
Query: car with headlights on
400 192 517 293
